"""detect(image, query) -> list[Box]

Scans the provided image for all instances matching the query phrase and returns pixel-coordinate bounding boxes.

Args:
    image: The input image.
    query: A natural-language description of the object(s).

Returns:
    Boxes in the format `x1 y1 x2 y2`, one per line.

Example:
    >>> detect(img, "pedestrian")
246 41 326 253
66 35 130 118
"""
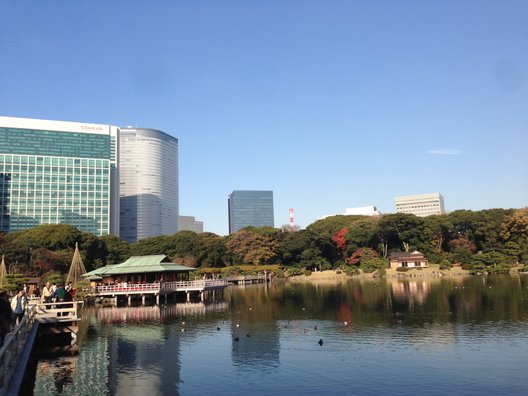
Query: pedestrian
41 282 52 303
0 291 12 346
11 288 27 326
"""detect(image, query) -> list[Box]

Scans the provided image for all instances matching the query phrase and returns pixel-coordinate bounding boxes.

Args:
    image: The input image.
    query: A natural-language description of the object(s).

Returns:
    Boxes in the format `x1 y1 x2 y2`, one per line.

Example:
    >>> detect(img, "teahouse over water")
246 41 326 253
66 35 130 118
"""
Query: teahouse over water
82 255 194 285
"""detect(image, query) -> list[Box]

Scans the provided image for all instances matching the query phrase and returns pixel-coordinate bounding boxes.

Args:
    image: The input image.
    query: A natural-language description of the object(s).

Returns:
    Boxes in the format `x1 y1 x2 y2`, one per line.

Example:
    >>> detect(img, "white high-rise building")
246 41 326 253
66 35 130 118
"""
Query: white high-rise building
119 127 179 242
394 193 445 217
345 206 381 216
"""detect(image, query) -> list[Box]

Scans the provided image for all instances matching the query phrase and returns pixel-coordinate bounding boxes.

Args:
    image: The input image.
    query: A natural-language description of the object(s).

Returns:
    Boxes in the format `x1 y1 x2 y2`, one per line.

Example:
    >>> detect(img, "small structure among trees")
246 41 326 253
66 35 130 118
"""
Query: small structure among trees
389 251 429 270
0 255 7 289
66 243 87 286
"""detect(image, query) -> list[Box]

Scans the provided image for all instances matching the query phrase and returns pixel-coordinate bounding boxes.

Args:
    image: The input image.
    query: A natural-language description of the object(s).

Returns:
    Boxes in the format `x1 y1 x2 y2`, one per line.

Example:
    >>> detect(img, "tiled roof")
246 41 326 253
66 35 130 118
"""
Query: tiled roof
82 255 193 277
389 251 427 260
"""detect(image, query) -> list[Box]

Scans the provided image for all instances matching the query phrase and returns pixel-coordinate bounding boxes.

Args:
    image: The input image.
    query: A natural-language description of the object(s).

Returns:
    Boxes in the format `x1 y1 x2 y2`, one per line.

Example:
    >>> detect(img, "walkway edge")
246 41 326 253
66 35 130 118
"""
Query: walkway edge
6 321 39 396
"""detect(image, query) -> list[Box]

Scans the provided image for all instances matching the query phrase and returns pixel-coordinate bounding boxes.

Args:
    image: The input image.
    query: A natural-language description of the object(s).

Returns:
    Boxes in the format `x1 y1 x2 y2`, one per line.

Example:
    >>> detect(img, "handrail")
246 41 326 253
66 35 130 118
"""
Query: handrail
0 305 37 393
34 301 81 323
92 279 228 294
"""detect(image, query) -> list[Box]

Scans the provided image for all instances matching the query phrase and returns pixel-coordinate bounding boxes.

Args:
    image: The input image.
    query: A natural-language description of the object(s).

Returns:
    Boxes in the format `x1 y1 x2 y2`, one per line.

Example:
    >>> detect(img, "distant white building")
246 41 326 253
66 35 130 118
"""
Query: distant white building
179 216 203 233
345 206 381 216
394 193 445 217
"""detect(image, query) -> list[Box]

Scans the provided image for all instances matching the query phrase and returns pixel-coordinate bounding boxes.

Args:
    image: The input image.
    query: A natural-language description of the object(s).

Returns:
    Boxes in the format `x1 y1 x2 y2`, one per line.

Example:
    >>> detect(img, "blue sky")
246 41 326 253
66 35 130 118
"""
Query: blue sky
1 1 526 235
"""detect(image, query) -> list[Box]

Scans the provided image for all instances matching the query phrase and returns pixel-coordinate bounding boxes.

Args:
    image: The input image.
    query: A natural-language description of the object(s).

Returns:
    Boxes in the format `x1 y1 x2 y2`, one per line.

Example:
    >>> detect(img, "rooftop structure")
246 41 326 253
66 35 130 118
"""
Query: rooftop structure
394 193 445 217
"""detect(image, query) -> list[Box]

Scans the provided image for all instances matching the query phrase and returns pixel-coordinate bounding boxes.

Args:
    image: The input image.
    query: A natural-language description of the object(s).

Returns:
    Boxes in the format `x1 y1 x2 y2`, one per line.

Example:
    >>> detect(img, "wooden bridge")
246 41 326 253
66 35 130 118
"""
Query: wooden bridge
226 274 271 285
0 301 82 396
90 279 228 305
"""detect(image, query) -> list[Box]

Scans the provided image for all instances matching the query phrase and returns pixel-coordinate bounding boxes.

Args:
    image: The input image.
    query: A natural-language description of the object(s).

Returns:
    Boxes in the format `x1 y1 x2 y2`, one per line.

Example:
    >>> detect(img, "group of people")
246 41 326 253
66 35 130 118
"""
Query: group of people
40 282 75 304
0 281 77 346
0 288 28 346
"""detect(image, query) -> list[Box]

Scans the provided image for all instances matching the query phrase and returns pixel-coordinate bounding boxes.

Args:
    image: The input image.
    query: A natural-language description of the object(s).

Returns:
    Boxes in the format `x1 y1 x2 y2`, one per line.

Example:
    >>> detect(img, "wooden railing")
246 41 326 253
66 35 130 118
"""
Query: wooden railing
92 279 228 295
95 283 160 294
34 301 81 323
0 305 38 395
161 279 228 290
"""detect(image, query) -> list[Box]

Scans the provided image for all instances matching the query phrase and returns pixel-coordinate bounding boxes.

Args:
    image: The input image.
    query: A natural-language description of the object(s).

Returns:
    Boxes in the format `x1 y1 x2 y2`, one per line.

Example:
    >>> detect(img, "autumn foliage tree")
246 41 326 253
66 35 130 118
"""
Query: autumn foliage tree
332 227 348 253
226 230 279 265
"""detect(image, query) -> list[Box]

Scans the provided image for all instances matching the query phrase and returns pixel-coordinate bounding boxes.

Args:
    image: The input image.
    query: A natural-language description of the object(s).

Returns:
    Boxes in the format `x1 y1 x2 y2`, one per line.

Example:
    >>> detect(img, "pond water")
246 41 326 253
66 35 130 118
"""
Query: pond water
28 275 528 395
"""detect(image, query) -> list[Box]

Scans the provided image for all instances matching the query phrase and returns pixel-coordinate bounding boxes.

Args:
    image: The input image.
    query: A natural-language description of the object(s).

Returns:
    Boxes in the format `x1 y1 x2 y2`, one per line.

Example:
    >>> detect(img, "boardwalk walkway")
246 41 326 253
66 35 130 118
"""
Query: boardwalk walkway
0 302 81 396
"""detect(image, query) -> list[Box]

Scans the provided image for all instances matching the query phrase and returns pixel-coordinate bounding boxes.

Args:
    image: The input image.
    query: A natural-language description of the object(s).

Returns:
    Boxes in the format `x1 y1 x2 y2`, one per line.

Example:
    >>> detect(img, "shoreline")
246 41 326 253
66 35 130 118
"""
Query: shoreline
286 266 473 283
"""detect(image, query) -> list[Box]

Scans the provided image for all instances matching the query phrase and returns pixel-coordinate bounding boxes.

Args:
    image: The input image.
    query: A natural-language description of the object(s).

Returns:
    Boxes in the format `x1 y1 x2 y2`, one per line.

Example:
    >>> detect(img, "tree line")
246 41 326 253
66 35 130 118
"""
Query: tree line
0 208 526 280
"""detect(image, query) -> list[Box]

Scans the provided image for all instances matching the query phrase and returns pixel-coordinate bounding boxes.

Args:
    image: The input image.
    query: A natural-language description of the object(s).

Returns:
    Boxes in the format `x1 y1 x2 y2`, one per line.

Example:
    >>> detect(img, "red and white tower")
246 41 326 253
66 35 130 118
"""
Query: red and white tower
289 208 295 232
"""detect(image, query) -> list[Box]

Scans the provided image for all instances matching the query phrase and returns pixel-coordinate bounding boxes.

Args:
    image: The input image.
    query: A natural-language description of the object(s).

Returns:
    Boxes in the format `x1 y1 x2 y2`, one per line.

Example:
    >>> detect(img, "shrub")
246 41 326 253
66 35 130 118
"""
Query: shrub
284 267 304 277
439 259 452 270
396 267 409 272
343 267 359 276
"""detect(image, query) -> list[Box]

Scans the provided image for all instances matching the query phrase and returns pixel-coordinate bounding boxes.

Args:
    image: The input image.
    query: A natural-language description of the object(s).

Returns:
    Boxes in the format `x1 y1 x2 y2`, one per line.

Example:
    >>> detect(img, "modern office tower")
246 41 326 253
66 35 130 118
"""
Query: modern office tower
394 193 446 217
345 206 381 216
228 190 274 234
119 127 179 243
178 216 203 233
0 116 119 236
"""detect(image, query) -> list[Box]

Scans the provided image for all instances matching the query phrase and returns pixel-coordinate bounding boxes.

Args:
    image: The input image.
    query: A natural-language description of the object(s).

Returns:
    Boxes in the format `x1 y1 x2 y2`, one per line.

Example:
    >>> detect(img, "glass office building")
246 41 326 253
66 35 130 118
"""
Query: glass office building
228 190 274 234
119 128 179 243
0 116 119 236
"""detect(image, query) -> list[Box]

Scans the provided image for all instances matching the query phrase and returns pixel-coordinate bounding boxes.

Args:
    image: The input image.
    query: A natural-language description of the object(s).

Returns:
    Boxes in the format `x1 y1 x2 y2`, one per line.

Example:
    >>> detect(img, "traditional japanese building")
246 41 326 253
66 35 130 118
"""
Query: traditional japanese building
389 251 429 270
83 255 193 285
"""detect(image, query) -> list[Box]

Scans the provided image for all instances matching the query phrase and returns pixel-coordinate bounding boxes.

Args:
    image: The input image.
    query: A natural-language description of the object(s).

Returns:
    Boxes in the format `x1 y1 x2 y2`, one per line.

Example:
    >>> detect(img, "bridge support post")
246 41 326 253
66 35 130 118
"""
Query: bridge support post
156 294 160 305
200 291 204 302
165 294 168 304
128 295 131 306
186 292 190 302
142 295 146 305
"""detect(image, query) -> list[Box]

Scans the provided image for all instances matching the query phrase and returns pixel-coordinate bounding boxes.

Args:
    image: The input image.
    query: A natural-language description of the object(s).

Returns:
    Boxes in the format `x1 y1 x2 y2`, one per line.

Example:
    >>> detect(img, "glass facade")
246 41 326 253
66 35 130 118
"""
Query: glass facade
0 122 117 236
228 190 274 234
119 128 179 243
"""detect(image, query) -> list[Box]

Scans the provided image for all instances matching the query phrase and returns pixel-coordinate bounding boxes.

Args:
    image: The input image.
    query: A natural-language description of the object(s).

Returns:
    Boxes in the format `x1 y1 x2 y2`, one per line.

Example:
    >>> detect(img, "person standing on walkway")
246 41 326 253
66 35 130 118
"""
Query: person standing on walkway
41 282 52 303
11 289 27 326
0 291 12 346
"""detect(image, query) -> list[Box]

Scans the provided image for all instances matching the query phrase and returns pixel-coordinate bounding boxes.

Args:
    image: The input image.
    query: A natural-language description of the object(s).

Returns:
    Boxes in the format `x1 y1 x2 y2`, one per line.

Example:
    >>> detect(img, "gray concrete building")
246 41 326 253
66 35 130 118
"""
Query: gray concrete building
179 216 203 233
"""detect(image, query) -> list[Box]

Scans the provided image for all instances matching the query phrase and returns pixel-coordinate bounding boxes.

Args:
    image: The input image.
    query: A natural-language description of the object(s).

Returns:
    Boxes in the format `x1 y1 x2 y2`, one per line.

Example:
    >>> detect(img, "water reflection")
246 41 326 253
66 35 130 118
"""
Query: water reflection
95 302 230 324
31 276 528 395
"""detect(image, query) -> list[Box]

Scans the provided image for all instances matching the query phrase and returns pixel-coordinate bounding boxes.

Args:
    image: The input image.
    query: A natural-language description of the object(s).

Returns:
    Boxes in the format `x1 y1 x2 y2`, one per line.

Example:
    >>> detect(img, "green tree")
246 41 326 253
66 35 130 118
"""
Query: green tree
99 235 131 265
345 220 379 254
377 213 429 256
306 215 365 239
9 224 81 251
195 233 229 268
278 230 336 267
424 215 453 254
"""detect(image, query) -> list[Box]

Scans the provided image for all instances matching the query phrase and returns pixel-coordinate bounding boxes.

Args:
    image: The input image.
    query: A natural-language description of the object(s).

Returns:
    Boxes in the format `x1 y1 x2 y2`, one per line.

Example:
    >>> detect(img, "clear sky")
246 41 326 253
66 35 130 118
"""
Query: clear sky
1 1 526 235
